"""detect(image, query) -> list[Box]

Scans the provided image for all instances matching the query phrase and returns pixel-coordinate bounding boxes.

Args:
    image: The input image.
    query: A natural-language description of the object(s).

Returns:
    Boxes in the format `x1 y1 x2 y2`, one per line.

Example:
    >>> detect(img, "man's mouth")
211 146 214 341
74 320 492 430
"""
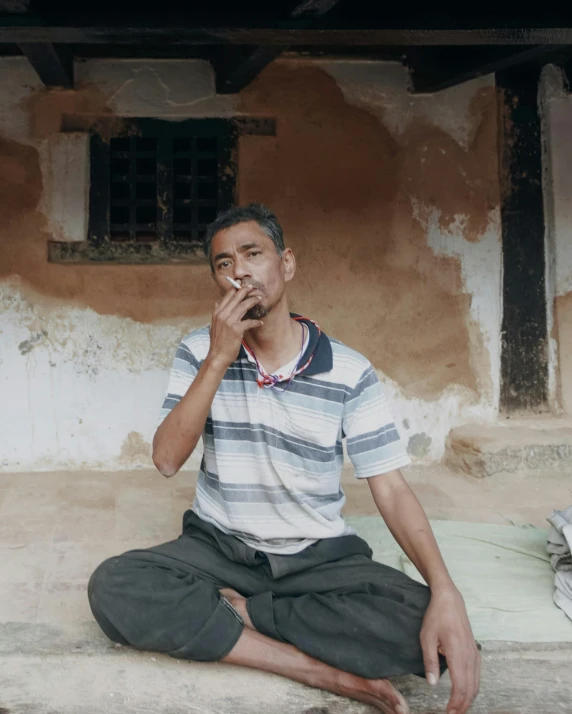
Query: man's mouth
242 281 264 294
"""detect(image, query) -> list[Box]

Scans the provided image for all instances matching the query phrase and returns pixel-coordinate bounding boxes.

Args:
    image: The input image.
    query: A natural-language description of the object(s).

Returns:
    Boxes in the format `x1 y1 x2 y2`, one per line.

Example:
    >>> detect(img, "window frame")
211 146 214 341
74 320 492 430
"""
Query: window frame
48 116 275 265
49 117 238 265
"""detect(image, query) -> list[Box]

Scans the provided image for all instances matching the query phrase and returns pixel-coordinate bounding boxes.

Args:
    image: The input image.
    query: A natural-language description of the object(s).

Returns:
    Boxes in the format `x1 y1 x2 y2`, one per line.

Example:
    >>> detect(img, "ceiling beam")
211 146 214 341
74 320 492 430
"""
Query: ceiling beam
213 0 342 94
408 45 572 93
0 0 30 11
290 0 342 17
214 45 284 93
0 0 66 89
4 21 572 46
18 42 73 87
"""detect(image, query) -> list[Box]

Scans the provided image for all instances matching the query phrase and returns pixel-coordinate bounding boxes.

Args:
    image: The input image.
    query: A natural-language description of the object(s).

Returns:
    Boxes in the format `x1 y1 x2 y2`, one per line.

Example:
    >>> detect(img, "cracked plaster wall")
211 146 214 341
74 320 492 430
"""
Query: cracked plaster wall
0 57 502 472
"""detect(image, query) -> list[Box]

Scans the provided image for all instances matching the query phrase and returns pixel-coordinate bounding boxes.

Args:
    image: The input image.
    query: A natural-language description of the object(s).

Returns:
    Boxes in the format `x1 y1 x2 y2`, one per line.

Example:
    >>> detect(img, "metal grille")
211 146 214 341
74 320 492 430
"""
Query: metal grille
88 118 237 250
109 136 158 242
173 136 219 241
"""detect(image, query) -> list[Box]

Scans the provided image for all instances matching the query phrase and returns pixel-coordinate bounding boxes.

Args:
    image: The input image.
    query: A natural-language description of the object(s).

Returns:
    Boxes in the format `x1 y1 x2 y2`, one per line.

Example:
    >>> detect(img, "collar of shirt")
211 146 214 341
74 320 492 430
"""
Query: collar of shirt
237 313 333 377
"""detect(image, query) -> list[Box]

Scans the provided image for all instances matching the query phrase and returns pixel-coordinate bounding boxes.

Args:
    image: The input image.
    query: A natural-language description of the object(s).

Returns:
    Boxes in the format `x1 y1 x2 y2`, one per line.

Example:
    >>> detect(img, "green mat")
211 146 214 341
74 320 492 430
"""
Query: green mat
346 516 572 642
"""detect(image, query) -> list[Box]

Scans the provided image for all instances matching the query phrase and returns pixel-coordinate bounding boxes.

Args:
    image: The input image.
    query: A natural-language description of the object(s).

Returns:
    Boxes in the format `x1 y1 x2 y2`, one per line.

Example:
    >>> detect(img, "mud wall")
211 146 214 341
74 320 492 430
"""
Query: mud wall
0 57 502 471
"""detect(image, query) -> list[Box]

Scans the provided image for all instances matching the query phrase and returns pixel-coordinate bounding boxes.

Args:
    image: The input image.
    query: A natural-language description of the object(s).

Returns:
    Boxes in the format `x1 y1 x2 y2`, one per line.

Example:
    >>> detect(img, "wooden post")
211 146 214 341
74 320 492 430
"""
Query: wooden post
497 66 549 414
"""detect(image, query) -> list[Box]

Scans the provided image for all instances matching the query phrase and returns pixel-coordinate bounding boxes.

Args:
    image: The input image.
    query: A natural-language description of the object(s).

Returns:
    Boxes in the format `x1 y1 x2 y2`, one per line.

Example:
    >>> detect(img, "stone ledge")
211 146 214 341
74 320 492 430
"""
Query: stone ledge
445 420 572 478
1 623 571 714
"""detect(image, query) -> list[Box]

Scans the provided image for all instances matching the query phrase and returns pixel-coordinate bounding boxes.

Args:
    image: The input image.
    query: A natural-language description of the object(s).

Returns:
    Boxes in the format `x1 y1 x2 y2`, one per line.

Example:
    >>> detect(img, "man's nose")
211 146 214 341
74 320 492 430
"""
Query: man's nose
233 258 251 280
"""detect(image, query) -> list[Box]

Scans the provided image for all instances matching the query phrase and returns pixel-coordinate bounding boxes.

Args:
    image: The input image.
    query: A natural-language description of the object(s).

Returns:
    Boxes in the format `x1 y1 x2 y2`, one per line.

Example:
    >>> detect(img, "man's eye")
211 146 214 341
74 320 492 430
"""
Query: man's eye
248 252 261 258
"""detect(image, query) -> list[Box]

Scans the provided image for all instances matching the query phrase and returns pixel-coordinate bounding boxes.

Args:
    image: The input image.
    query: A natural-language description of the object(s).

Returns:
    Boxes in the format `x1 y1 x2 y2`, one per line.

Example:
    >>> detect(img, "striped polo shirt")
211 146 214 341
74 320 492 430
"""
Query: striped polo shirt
159 315 410 554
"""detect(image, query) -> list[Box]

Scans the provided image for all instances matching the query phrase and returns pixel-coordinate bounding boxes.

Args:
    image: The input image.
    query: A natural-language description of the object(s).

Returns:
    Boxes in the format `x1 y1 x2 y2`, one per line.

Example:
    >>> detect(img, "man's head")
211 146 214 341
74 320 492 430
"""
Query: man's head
204 203 295 320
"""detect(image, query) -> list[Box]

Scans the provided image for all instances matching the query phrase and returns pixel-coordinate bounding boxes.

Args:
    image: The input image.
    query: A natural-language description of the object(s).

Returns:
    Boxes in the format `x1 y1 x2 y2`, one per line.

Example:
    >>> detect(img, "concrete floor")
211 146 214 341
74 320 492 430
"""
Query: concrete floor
1 464 572 713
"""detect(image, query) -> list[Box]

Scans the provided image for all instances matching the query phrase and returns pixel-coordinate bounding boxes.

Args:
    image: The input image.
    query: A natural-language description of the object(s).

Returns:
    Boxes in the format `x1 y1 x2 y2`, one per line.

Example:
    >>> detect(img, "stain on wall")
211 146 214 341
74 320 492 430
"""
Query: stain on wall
119 431 152 465
0 64 499 401
407 432 433 458
18 329 48 355
238 64 499 399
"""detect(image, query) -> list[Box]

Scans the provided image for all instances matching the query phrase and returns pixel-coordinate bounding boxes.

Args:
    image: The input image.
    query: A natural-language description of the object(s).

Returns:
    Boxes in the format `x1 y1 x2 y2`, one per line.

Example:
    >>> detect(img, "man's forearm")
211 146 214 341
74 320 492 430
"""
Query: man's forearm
369 471 480 712
152 356 228 477
367 470 455 592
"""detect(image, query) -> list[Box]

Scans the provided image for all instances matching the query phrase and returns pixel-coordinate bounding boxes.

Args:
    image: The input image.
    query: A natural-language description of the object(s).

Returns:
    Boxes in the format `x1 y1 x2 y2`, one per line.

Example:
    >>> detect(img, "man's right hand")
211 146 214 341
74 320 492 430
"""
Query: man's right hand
207 285 263 369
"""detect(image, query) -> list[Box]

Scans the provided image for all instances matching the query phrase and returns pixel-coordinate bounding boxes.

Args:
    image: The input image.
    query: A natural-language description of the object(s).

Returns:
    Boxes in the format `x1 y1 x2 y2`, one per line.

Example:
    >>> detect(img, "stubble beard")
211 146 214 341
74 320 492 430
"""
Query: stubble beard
244 302 270 320
241 280 270 321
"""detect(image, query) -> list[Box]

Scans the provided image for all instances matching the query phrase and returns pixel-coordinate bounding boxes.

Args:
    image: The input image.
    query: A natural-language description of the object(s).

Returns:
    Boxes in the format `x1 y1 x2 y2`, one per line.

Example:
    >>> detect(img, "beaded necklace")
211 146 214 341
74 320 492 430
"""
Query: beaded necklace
241 317 320 393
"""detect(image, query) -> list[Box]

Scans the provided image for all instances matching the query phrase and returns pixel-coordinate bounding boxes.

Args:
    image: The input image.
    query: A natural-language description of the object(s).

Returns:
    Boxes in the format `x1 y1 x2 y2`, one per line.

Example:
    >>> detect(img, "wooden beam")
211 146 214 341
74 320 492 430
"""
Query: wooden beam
214 0 342 94
408 45 572 93
4 20 572 46
290 0 341 17
212 28 572 46
18 42 73 87
214 46 283 94
0 0 30 11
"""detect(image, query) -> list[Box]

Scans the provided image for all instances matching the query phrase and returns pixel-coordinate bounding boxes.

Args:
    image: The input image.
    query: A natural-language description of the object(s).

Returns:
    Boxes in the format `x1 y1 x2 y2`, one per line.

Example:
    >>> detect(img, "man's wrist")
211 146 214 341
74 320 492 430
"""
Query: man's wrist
428 575 459 598
204 352 232 374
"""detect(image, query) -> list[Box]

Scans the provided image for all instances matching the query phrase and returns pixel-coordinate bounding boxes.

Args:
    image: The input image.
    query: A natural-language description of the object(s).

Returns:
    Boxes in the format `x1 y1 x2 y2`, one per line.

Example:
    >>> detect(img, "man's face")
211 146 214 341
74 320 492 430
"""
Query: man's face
210 221 294 320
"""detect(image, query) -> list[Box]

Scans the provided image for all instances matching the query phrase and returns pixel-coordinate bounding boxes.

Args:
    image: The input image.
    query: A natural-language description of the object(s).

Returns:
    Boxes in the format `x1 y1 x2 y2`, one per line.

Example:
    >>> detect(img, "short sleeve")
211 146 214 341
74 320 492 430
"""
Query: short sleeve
342 364 411 478
157 340 202 426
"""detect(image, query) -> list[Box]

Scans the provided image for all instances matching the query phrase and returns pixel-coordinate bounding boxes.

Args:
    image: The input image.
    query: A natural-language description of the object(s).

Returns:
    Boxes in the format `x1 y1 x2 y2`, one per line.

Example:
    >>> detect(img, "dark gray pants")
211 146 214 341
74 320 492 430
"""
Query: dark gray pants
88 510 440 679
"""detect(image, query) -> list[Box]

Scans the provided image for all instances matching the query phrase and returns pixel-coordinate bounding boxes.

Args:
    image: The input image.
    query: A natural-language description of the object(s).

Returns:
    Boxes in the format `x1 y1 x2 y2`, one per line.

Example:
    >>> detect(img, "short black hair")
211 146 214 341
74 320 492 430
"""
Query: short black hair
203 203 285 267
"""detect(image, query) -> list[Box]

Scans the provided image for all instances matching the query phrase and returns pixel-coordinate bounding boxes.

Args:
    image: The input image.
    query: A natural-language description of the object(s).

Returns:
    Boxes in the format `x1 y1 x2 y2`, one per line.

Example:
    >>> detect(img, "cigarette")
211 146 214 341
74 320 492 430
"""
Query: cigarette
224 276 242 290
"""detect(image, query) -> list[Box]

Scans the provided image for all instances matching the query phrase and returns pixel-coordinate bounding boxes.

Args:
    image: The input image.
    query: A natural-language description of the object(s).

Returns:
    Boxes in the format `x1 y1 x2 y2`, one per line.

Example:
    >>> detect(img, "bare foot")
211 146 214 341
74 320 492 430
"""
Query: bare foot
336 671 410 714
219 588 254 629
220 591 409 714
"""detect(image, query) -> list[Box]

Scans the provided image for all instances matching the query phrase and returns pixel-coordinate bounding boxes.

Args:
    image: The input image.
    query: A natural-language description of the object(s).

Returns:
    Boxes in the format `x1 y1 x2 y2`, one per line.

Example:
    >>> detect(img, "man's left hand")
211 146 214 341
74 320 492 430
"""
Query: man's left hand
420 586 481 714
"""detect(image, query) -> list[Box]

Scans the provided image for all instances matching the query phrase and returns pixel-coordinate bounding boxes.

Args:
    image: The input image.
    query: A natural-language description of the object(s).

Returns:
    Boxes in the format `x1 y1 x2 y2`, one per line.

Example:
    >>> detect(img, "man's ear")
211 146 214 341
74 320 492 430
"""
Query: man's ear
282 248 296 283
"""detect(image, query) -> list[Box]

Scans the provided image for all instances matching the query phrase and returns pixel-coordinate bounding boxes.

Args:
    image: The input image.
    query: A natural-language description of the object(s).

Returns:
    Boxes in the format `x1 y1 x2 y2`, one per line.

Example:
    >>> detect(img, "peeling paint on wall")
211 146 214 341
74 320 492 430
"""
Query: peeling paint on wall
2 284 193 372
0 57 502 470
319 60 495 151
0 130 216 323
238 63 499 400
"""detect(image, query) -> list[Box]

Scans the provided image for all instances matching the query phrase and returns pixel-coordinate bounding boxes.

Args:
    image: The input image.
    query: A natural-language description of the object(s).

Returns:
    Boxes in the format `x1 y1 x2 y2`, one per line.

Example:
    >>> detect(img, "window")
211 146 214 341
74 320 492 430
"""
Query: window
90 118 236 262
48 117 275 265
49 118 237 264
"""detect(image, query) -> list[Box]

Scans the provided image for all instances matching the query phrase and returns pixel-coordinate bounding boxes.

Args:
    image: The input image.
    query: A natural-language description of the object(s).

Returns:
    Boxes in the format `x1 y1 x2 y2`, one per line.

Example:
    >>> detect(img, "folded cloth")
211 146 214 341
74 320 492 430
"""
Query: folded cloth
547 532 570 556
547 506 572 541
551 553 572 571
547 506 572 622
554 571 572 621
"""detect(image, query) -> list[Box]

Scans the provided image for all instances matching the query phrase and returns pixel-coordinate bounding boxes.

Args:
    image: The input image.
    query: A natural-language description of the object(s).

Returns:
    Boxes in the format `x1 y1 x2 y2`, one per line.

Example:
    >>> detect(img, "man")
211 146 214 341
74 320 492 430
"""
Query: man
88 203 480 714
